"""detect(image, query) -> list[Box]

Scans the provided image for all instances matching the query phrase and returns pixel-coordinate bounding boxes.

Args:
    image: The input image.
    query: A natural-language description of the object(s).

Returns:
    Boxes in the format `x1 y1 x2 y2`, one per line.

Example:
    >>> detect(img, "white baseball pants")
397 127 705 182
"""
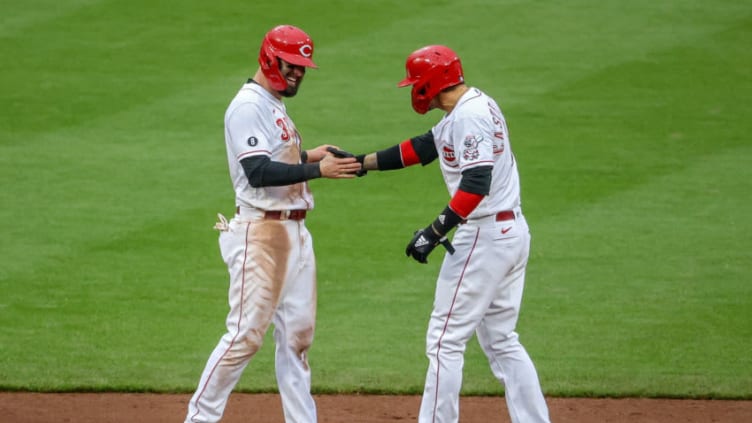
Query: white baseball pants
419 213 551 423
185 216 317 423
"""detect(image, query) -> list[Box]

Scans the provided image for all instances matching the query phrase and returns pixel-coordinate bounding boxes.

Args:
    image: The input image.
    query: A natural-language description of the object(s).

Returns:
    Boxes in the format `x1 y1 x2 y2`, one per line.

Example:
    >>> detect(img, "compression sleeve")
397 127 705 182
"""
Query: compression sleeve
447 166 491 217
241 156 321 187
458 165 492 195
375 130 438 170
448 189 485 218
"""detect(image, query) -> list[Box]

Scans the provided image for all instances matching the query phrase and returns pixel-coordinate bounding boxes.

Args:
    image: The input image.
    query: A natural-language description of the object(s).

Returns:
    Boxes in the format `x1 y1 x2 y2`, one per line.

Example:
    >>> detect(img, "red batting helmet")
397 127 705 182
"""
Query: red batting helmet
397 45 464 114
258 25 318 91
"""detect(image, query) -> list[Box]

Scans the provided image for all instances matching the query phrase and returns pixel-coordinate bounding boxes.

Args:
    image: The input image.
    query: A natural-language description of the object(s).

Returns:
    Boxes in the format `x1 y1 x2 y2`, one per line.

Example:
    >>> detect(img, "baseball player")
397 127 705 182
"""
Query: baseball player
355 45 552 423
184 25 361 423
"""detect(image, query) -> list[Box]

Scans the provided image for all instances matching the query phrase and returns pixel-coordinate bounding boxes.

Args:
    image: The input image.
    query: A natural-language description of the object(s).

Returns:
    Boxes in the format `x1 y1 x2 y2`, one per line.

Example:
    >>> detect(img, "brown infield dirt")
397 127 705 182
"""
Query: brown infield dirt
2 393 752 423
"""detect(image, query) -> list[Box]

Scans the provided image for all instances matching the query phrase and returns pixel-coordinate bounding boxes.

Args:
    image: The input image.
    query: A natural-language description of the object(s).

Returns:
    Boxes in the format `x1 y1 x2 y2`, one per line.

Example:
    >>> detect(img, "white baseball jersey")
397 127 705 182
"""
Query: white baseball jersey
418 87 551 423
224 81 314 211
431 87 520 217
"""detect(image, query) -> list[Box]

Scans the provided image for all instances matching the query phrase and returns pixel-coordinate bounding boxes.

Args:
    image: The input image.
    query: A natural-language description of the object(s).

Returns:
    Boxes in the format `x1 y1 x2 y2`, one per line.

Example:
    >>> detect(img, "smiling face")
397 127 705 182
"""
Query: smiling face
277 59 306 97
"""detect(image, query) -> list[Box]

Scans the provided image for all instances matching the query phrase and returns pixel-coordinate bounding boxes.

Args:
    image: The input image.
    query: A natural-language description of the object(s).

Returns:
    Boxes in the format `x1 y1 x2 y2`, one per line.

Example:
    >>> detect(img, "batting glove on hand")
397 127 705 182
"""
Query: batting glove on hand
406 227 442 264
326 147 367 177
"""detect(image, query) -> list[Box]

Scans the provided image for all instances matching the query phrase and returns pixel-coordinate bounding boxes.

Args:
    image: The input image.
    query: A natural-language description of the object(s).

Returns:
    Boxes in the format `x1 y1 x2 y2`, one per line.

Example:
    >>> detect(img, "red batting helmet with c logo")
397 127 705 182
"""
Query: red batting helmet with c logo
398 45 464 114
258 25 318 91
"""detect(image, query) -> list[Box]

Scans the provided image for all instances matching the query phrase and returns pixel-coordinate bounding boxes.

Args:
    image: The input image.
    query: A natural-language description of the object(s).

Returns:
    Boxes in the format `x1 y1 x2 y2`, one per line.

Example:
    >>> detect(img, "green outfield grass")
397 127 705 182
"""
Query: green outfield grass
1 0 750 399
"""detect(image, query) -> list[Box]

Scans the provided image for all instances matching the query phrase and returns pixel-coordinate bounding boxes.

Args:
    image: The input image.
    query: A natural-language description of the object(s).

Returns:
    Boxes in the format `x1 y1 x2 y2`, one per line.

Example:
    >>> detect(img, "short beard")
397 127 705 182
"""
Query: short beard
279 84 300 98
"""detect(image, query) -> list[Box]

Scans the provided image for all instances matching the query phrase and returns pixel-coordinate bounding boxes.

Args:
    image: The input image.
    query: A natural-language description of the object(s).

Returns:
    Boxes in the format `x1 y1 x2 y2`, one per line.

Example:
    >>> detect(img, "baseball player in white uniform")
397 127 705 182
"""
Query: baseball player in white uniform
355 45 551 423
184 25 361 423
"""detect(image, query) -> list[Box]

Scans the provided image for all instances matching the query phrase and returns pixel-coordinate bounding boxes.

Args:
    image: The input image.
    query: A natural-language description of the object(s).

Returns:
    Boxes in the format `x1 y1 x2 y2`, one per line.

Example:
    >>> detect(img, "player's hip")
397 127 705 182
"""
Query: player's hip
456 207 528 237
450 213 529 261
217 217 312 264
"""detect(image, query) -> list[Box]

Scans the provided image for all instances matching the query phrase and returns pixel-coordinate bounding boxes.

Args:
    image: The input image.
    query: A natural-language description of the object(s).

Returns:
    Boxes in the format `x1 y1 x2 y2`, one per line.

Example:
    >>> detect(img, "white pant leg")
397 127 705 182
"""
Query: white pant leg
475 221 551 423
419 223 516 423
184 330 255 423
273 222 317 423
185 219 296 423
477 330 551 423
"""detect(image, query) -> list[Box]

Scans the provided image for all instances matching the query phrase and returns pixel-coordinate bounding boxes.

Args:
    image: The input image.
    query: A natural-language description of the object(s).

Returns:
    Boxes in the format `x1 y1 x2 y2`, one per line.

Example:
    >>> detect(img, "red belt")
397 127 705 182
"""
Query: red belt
495 210 516 221
235 206 307 221
462 210 516 224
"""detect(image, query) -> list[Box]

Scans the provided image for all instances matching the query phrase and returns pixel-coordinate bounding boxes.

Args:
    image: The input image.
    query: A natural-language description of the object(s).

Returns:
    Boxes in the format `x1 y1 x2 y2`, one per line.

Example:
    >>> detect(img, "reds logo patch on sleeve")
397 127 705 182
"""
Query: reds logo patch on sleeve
462 135 482 161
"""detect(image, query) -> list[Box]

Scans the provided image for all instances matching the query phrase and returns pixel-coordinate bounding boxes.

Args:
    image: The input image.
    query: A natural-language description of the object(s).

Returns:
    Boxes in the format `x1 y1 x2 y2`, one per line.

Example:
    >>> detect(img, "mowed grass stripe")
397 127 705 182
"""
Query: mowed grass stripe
515 11 751 222
524 143 752 398
0 0 103 38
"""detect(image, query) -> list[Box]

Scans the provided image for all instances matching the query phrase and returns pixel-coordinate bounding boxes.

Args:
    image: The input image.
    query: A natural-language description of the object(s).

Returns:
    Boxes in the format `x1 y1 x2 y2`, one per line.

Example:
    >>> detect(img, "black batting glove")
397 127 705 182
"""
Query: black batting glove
354 154 367 177
406 205 463 264
326 147 367 177
406 226 442 264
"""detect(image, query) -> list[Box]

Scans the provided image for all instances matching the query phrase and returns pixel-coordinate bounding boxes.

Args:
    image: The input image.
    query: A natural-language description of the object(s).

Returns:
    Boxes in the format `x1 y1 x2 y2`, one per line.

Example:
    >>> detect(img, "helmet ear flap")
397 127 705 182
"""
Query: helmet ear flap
259 38 288 91
411 81 432 114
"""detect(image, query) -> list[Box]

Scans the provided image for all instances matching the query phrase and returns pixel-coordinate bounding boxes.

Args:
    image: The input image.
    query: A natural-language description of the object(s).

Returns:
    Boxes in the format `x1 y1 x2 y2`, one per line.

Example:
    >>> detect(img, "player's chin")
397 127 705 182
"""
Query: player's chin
279 82 302 98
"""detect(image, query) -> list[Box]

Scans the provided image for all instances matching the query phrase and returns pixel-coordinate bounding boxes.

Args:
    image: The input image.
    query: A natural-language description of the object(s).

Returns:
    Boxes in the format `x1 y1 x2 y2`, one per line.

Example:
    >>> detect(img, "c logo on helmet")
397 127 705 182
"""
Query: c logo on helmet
299 44 313 57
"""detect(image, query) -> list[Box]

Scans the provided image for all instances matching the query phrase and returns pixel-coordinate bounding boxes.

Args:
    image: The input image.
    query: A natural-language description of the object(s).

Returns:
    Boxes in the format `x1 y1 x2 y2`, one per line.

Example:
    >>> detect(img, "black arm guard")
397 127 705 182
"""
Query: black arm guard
375 144 403 170
375 129 438 170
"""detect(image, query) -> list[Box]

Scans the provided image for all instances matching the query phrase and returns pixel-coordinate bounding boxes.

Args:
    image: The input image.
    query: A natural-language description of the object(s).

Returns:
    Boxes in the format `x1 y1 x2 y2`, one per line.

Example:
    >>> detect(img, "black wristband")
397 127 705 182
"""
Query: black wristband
300 150 308 163
430 205 463 237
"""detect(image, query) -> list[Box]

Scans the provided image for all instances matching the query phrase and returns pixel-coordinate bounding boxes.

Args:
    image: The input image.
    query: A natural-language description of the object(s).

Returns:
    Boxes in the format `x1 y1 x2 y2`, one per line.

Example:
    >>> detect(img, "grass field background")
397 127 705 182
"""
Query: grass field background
1 0 750 399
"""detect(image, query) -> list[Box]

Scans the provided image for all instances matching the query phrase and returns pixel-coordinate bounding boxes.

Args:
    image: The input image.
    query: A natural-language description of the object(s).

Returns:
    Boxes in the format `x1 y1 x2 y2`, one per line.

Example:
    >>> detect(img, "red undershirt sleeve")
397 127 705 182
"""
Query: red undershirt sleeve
448 189 485 219
399 140 421 167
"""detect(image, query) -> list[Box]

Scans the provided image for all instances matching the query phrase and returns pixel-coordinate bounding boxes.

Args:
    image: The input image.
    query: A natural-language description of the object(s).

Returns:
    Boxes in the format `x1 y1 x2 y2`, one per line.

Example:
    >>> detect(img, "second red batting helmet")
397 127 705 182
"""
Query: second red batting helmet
397 45 464 114
258 25 318 91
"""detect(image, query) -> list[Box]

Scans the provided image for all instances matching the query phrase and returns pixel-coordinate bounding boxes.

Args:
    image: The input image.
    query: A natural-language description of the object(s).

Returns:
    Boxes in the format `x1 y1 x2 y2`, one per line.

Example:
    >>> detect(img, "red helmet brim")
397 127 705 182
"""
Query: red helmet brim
277 51 318 69
397 77 417 87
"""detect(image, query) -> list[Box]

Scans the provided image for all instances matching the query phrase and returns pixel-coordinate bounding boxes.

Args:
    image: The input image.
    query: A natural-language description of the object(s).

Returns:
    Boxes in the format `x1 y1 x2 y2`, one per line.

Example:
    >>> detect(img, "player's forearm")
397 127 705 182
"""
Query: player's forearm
241 156 320 187
446 167 492 217
360 153 378 171
360 130 438 171
361 144 403 171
